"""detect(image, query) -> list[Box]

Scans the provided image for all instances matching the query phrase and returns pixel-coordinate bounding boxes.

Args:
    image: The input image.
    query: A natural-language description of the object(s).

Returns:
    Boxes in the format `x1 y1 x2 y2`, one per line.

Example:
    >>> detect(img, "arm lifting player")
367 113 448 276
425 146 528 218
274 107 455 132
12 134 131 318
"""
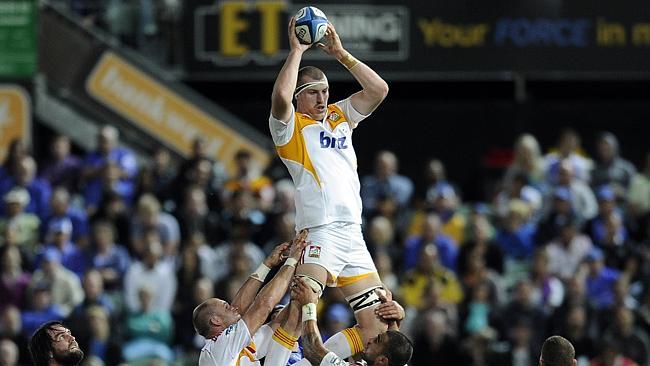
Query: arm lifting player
293 278 413 366
193 231 308 365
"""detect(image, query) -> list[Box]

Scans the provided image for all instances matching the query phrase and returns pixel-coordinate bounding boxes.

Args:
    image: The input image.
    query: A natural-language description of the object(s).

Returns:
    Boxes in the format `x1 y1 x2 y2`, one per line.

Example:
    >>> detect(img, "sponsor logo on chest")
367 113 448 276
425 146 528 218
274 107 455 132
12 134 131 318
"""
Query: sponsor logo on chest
320 131 348 149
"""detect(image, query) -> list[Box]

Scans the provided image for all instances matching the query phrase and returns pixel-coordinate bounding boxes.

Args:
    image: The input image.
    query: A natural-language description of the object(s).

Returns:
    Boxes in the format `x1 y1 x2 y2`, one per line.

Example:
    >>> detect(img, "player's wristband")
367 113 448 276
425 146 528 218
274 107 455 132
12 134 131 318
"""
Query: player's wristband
250 263 271 282
284 257 298 268
338 52 359 70
302 303 317 322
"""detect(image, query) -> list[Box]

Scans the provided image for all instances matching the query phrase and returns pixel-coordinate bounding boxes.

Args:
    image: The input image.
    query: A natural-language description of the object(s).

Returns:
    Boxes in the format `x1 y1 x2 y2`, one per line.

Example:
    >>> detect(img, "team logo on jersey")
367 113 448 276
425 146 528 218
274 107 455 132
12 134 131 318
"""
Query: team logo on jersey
224 322 237 335
328 112 341 122
308 245 321 258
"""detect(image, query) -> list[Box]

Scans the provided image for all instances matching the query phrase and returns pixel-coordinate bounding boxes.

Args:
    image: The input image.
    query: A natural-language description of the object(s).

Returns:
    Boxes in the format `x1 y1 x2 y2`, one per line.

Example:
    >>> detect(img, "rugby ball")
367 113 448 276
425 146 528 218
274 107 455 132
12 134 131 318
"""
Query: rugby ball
294 6 328 45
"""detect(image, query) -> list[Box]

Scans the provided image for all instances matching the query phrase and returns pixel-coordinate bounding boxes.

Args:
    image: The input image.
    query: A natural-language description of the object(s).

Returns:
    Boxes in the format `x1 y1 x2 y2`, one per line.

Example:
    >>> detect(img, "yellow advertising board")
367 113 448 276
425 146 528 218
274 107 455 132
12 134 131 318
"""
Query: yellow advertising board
0 85 31 162
85 51 270 173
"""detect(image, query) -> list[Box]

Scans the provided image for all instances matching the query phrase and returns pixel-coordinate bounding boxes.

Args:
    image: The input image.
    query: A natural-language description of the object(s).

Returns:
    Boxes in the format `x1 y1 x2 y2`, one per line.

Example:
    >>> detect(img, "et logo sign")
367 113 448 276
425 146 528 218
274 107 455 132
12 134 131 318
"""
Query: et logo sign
194 0 289 65
193 1 409 66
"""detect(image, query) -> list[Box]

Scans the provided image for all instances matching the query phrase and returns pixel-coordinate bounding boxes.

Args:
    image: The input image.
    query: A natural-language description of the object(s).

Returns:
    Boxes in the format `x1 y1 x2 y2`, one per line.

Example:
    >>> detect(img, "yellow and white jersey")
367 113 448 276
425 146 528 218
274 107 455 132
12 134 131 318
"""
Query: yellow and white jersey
199 319 253 366
269 98 370 230
199 322 293 366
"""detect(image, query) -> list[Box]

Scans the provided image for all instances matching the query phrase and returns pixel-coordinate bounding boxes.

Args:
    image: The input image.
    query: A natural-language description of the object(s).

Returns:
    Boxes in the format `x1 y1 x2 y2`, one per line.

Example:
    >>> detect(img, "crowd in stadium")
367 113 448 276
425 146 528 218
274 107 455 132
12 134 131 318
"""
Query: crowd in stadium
1 125 650 366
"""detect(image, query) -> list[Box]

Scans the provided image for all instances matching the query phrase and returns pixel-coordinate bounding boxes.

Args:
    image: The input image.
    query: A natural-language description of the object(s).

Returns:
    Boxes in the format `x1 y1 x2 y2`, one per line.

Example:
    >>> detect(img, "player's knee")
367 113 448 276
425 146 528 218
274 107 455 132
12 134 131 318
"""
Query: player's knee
296 274 325 296
345 286 384 314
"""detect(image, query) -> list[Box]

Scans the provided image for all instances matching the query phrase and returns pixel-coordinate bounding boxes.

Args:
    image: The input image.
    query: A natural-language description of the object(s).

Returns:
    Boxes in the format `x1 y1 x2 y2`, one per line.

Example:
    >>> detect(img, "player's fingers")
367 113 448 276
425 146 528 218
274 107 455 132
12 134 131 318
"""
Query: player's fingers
378 310 397 318
298 239 310 251
375 303 390 311
376 289 388 303
378 308 395 316
296 277 310 290
384 287 393 300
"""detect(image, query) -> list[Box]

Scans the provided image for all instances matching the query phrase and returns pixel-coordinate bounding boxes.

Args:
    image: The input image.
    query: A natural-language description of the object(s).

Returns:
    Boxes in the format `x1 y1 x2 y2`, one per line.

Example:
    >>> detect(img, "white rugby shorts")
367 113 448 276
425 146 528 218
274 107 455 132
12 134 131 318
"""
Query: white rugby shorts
301 221 378 288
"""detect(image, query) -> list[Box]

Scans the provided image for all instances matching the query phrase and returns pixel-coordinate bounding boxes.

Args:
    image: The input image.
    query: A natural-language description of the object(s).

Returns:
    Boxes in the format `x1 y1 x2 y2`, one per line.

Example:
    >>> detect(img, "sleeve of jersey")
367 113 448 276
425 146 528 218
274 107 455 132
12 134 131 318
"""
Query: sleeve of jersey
269 105 296 146
264 327 298 366
208 319 252 363
252 324 273 358
335 98 371 129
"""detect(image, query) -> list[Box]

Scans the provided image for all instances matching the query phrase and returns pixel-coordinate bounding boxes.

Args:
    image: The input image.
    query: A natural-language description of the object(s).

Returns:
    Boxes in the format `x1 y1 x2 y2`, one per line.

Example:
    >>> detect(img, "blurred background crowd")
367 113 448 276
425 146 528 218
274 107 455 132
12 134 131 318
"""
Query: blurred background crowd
1 124 650 366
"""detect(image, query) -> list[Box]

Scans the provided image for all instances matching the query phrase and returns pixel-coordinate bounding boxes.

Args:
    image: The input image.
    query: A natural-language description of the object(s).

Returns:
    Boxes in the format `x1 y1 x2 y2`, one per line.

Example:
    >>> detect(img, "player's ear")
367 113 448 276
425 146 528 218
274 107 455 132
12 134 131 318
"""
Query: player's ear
377 355 389 366
209 315 222 327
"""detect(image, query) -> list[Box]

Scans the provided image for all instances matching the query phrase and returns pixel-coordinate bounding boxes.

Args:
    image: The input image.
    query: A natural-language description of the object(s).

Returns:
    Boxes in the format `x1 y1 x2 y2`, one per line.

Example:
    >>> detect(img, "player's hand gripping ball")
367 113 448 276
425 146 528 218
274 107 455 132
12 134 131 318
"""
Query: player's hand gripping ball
294 6 328 45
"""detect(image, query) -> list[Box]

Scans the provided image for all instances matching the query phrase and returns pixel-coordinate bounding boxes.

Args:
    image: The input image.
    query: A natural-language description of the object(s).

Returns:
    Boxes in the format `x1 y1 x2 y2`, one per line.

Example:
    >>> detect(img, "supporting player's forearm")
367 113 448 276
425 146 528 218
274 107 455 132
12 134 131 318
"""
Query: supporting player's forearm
243 261 297 334
269 303 290 331
280 301 302 337
256 263 295 310
265 302 301 365
271 50 303 120
302 319 330 365
231 276 264 315
237 242 292 315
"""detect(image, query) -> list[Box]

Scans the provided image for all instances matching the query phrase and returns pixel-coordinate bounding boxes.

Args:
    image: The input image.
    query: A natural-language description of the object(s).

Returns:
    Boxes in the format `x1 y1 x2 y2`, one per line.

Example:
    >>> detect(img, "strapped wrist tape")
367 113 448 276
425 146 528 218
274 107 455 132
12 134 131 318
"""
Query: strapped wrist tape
284 257 298 267
302 303 317 322
338 52 359 70
250 263 271 282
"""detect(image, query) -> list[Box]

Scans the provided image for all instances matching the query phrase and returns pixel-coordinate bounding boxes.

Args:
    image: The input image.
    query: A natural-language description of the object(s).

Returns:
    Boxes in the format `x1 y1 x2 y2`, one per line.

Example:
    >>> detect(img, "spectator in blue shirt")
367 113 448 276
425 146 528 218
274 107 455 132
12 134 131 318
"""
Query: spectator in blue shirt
585 247 620 310
495 199 537 261
39 135 83 194
586 186 628 245
0 156 51 220
82 126 138 214
42 187 89 247
403 213 458 272
38 218 89 278
20 282 65 337
361 150 414 215
130 194 180 258
91 220 131 292
544 128 592 185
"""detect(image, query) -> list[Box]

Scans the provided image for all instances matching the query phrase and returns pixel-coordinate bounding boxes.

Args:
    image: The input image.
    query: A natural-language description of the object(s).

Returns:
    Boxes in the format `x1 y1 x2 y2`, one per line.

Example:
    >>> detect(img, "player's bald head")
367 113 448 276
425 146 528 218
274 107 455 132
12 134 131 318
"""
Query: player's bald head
192 298 220 337
540 335 576 366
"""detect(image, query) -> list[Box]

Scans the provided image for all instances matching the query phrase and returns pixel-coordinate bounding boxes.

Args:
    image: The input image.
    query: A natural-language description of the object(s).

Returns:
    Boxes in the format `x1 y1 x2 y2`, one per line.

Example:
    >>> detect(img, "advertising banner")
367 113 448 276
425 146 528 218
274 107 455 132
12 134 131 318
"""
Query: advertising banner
0 85 31 161
183 0 650 80
86 51 271 173
0 0 37 77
